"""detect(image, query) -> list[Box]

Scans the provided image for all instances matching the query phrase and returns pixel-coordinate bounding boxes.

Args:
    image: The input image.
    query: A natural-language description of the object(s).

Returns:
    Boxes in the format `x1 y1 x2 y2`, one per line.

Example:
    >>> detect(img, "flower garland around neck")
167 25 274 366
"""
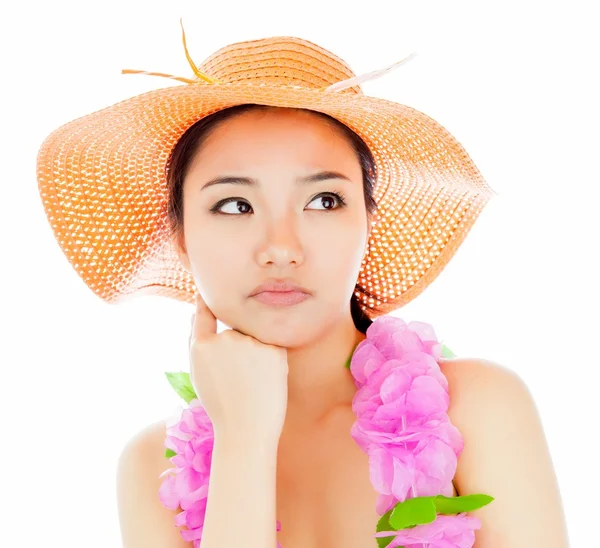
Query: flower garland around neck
158 315 494 547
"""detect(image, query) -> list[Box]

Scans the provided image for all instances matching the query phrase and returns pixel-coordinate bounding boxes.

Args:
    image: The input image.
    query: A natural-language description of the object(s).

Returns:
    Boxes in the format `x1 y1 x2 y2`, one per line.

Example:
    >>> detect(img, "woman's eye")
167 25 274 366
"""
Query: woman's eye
306 192 347 211
212 199 252 215
210 192 347 216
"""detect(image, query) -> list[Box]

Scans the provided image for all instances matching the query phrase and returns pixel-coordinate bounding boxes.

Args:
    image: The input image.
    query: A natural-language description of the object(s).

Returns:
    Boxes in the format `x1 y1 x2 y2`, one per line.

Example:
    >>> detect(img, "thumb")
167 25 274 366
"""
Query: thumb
191 293 217 343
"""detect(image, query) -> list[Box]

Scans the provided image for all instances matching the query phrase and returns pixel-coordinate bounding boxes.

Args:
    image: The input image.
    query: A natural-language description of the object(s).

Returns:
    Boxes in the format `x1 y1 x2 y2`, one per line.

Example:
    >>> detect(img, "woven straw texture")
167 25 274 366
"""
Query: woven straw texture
36 33 497 318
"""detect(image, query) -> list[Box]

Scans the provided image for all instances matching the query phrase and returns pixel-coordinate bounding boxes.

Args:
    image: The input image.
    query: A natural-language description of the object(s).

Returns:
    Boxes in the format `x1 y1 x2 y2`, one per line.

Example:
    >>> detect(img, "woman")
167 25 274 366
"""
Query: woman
36 27 569 548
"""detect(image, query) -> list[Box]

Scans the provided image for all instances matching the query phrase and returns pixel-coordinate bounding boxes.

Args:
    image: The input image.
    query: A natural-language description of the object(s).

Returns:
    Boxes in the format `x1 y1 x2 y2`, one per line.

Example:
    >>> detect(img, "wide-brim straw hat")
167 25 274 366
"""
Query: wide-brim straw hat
36 20 497 318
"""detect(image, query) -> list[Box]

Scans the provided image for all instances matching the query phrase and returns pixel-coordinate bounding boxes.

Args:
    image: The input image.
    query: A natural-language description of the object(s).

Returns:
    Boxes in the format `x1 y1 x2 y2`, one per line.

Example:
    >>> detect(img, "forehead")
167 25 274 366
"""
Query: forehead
190 108 358 173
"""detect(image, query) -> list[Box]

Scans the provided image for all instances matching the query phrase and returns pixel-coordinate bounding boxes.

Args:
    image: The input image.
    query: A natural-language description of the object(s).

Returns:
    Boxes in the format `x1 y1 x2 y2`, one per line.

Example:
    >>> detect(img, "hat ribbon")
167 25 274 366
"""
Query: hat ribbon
121 18 418 92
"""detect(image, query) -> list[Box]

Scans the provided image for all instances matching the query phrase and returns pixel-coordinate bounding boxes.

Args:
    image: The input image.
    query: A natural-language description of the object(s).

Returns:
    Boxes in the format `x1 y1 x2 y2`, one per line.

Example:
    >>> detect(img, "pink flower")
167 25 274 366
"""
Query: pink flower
350 316 464 509
350 316 444 386
158 400 214 547
374 513 481 547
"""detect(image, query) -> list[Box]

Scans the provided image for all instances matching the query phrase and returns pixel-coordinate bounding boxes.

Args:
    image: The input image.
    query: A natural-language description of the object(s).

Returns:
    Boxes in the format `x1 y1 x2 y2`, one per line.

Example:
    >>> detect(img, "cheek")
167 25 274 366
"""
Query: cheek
186 231 248 298
312 227 367 292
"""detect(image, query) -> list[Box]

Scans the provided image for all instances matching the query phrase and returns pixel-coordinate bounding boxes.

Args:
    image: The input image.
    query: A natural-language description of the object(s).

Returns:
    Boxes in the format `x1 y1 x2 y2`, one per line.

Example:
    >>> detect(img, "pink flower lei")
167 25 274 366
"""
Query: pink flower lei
159 315 494 547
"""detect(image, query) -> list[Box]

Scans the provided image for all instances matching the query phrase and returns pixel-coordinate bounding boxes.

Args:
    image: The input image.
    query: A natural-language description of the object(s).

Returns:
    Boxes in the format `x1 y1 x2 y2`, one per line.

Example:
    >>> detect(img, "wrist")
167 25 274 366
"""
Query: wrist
213 429 280 454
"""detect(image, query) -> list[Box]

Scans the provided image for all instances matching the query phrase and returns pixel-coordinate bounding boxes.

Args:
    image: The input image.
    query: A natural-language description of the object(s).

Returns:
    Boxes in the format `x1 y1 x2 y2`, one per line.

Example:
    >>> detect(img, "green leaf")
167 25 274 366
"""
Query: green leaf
434 493 494 514
388 496 437 529
165 372 198 404
441 343 457 358
375 508 404 548
385 493 495 530
344 341 361 369
165 448 177 458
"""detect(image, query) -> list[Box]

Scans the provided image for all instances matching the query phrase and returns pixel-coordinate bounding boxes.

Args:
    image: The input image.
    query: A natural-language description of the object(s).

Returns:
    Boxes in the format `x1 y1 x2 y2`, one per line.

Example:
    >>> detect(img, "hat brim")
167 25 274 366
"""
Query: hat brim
36 81 495 315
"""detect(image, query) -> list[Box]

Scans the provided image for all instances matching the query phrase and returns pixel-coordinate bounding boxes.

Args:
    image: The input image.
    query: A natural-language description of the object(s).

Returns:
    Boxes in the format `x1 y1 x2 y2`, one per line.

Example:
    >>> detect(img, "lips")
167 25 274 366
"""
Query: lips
251 290 310 306
250 279 311 296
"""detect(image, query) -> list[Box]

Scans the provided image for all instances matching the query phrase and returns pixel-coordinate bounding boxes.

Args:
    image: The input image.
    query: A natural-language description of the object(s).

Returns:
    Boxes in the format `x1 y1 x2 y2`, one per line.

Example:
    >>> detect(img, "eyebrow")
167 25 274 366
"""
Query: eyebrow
199 170 352 191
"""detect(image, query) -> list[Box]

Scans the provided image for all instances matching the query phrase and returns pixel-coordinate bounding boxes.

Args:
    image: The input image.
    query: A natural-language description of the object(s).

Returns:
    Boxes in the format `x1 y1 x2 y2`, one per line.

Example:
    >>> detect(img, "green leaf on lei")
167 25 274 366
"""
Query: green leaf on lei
440 343 456 358
376 508 404 548
165 448 177 458
389 496 437 529
344 341 363 369
434 493 494 514
388 493 495 529
165 372 198 404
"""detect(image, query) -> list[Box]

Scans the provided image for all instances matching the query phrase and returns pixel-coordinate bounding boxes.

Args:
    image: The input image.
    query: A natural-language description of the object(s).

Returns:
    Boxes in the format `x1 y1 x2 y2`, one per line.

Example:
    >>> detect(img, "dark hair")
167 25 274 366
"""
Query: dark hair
166 104 378 333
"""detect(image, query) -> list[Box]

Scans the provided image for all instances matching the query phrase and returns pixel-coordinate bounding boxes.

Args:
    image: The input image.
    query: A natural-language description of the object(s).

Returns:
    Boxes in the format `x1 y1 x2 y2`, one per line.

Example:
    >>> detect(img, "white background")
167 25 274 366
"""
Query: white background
1 0 597 546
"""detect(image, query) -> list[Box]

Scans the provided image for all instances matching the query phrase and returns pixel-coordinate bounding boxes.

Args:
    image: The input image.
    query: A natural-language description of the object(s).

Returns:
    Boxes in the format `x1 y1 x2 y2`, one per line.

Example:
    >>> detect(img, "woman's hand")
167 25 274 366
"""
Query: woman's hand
189 294 289 445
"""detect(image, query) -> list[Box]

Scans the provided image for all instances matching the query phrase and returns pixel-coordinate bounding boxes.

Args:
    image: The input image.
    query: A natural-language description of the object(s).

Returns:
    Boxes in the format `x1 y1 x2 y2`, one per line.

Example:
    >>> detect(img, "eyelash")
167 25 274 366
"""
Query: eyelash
209 191 348 216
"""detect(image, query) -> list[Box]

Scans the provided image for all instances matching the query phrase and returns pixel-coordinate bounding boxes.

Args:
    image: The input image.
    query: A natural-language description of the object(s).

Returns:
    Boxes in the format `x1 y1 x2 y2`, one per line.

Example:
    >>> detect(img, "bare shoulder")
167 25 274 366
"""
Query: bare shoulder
116 419 192 548
437 355 535 461
117 419 172 486
438 355 540 443
438 356 525 414
438 357 570 546
439 355 522 387
119 419 170 465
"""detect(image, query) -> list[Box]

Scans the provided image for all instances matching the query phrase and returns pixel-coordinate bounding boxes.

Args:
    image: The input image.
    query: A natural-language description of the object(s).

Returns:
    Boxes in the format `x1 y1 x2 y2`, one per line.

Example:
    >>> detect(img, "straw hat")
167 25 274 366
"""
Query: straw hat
36 20 497 318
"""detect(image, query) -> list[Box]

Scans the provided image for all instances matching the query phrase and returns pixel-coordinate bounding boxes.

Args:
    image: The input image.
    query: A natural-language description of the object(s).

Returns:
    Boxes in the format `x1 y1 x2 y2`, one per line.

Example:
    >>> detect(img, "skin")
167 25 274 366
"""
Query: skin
174 107 372 429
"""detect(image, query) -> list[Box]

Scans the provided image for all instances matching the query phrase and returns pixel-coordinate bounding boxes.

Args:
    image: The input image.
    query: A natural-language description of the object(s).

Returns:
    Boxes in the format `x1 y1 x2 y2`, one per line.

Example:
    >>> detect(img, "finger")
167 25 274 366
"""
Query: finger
192 293 217 343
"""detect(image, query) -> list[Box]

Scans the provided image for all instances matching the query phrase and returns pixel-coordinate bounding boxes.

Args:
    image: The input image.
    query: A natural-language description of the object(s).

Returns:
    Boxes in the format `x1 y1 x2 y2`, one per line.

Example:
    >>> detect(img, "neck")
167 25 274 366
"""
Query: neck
282 315 366 431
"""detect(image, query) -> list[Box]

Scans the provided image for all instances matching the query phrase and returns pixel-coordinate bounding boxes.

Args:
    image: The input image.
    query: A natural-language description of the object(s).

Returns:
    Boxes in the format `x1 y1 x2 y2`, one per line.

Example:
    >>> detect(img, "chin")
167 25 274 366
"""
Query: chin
255 323 315 349
231 311 322 349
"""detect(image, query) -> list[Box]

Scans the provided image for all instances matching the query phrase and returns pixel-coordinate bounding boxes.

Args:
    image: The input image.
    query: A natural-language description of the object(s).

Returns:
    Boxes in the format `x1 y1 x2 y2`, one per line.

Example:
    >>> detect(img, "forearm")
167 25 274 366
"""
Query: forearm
200 433 279 548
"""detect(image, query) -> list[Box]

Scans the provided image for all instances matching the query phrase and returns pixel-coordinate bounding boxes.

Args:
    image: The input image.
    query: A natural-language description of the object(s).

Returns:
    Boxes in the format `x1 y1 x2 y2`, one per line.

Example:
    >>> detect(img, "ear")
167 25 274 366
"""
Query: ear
172 233 192 273
364 216 373 255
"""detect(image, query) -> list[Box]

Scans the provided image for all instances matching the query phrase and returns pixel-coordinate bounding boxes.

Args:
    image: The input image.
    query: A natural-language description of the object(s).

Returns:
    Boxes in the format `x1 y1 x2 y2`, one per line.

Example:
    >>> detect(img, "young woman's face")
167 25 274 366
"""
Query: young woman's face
177 107 371 347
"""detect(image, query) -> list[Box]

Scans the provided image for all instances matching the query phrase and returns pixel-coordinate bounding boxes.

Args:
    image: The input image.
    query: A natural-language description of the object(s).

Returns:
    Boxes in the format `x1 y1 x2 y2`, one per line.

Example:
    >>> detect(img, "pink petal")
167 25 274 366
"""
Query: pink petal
369 446 394 494
391 450 415 502
379 369 412 404
180 484 208 511
374 514 481 547
158 474 179 510
406 375 449 417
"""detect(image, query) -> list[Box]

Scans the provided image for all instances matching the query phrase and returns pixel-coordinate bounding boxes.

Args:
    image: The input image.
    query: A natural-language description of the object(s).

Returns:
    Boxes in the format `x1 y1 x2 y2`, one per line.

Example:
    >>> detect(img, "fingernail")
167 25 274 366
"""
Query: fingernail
191 313 195 326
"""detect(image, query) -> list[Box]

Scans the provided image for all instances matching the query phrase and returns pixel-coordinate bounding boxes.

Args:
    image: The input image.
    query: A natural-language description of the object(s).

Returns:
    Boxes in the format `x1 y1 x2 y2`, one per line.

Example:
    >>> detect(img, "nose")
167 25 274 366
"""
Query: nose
255 215 304 268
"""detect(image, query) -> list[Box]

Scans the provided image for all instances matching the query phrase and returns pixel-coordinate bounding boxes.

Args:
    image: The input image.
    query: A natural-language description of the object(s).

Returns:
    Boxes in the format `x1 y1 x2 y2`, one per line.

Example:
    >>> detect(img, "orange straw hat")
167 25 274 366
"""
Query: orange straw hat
36 20 497 318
